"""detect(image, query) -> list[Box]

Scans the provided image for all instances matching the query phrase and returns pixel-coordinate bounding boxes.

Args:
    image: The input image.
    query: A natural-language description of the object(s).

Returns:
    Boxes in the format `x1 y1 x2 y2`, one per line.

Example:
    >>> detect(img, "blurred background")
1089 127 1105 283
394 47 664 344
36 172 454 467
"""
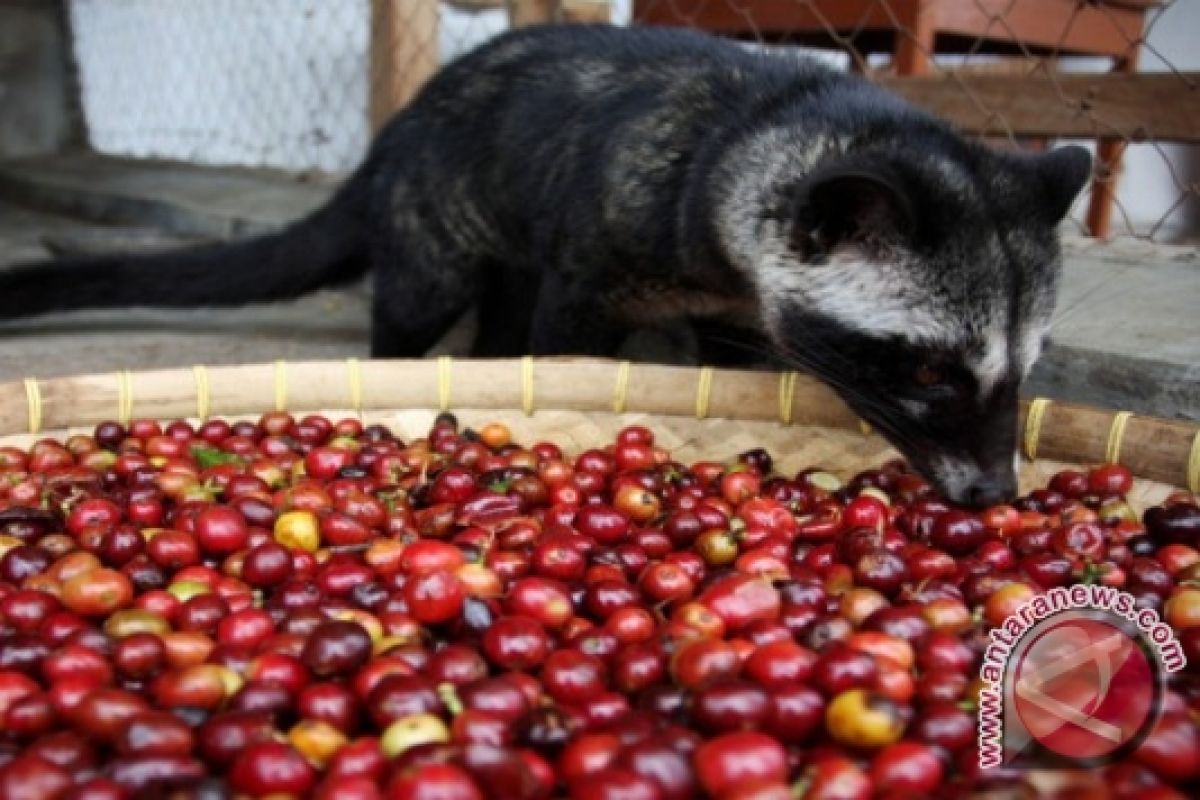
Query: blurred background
0 0 1196 420
7 0 1193 240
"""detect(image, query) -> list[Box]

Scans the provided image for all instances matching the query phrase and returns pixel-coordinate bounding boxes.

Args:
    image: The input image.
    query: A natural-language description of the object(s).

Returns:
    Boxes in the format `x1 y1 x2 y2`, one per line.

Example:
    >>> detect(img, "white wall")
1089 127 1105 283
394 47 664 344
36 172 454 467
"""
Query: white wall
69 0 560 173
71 0 372 173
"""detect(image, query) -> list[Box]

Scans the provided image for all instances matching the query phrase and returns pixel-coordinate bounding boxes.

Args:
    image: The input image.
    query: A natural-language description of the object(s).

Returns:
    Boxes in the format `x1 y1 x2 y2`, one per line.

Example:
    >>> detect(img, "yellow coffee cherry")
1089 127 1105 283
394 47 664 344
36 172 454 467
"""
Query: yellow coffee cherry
381 713 450 758
826 689 905 749
274 510 320 553
103 609 171 638
289 719 348 767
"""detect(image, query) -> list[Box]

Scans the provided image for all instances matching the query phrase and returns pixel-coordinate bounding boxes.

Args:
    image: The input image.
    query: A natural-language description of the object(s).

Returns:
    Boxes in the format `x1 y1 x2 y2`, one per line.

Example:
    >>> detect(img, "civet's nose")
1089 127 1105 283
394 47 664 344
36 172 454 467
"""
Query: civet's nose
967 474 1017 508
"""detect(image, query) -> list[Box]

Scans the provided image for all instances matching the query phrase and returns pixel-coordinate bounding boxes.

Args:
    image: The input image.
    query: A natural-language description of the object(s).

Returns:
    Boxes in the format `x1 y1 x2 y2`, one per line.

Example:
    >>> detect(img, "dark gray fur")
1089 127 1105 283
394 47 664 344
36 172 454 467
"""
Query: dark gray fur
0 25 1092 504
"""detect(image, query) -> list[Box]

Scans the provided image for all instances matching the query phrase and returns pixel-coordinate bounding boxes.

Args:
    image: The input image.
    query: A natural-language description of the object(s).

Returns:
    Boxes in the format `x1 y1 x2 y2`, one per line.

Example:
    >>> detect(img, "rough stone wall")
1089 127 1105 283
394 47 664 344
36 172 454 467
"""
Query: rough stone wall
0 0 78 159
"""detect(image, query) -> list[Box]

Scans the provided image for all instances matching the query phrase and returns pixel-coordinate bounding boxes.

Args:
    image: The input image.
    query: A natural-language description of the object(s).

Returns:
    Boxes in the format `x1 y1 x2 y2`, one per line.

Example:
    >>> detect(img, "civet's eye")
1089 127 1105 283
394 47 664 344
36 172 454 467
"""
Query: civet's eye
913 364 944 387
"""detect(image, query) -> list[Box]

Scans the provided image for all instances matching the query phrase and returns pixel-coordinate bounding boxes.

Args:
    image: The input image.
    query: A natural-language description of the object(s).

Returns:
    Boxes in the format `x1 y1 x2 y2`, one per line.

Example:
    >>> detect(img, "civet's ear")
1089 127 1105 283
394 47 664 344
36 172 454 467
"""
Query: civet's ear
1036 145 1093 223
790 162 916 256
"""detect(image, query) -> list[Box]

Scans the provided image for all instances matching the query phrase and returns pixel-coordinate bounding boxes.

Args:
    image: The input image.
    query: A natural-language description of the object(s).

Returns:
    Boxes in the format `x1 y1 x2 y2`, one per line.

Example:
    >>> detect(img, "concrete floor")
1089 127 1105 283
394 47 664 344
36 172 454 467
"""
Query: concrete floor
0 197 372 379
0 153 1196 420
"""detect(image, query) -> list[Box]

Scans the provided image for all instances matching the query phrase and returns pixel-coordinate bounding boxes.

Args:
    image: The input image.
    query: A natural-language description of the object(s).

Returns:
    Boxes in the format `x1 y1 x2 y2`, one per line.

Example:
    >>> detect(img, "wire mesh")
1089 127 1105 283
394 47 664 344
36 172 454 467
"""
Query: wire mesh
69 0 371 174
65 0 1196 241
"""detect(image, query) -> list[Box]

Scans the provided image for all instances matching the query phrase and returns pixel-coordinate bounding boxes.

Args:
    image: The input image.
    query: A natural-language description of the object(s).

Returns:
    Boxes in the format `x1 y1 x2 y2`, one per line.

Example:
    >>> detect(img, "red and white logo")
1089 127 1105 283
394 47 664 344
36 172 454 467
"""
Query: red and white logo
1012 615 1156 761
978 585 1184 768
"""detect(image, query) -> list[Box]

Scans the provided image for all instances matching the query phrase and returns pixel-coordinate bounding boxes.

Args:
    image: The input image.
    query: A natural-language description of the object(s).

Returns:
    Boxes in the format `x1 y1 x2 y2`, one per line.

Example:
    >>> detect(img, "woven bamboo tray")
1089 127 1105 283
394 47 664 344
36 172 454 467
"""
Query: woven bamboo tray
4 357 1197 507
3 360 1197 793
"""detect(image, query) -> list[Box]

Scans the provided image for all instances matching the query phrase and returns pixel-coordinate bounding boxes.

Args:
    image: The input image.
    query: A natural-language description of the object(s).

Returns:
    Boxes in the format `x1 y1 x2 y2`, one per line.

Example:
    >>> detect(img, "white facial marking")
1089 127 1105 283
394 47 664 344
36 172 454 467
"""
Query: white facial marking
927 455 984 504
756 250 955 343
713 127 832 270
712 128 959 348
1017 323 1050 378
971 324 1009 396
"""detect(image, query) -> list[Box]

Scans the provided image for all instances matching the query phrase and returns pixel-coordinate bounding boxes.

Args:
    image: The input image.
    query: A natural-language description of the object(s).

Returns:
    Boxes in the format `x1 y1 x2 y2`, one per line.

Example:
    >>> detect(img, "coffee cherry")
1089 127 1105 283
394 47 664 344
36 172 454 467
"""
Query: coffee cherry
983 582 1038 627
0 411 1193 795
1134 712 1200 783
930 511 986 555
0 755 74 800
743 640 816 689
694 731 786 797
799 755 872 800
481 616 551 671
381 712 450 758
193 506 250 555
541 650 607 706
302 621 373 678
1145 503 1200 546
387 763 483 800
1165 588 1200 630
274 510 320 553
60 568 133 618
698 574 781 631
575 505 631 545
870 740 943 793
116 711 195 757
826 689 905 748
404 570 465 624
229 740 317 796
913 703 976 752
1089 463 1134 496
691 680 770 733
614 485 661 524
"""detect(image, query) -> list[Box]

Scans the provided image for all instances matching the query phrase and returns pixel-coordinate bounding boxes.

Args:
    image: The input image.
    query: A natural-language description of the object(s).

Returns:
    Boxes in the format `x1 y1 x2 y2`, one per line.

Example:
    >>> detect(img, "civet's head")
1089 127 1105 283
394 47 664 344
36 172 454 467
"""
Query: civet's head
721 132 1092 506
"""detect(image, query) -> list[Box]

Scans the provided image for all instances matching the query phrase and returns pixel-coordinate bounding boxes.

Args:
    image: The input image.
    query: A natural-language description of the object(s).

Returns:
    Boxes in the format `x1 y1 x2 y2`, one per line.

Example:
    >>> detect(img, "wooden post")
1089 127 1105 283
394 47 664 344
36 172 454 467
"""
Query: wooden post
506 0 560 26
505 1 610 27
369 0 440 133
877 73 1200 143
1087 53 1139 240
562 0 611 24
892 0 932 76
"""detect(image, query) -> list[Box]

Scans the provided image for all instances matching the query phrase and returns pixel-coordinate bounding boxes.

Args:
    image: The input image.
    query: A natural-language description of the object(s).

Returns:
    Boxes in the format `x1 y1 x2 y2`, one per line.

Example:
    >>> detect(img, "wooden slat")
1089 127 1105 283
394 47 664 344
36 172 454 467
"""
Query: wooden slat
445 0 505 8
878 71 1200 142
3 360 1196 491
369 0 440 133
507 0 560 26
563 0 611 24
633 0 912 34
634 0 1153 56
930 0 1149 57
504 0 612 25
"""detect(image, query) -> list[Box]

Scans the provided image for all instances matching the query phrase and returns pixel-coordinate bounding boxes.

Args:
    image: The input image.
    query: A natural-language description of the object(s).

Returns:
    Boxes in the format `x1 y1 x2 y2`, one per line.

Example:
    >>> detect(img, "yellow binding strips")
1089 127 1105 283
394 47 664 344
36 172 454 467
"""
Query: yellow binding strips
273 360 288 412
116 370 134 425
437 356 453 411
612 361 631 415
1188 430 1200 494
1105 411 1133 465
520 356 535 416
1024 397 1051 461
192 365 210 420
778 371 798 425
23 378 42 435
694 367 714 420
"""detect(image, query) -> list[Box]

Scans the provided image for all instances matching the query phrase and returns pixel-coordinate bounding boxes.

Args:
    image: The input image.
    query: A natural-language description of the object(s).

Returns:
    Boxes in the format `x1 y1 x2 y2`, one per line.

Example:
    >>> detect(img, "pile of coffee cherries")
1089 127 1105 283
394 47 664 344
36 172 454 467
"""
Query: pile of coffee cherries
0 411 1198 800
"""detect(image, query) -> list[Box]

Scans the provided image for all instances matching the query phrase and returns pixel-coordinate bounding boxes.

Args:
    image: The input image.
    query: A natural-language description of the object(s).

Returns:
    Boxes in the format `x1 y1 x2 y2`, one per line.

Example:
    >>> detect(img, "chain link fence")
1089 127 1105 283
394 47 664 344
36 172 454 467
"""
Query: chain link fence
71 0 371 174
66 0 1196 241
